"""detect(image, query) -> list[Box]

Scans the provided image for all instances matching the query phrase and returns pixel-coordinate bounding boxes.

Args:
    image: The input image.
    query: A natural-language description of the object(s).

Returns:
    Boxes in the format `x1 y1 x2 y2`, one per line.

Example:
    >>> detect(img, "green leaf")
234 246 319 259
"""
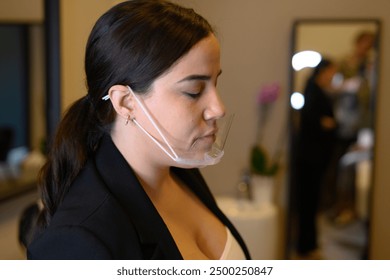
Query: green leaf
250 145 279 176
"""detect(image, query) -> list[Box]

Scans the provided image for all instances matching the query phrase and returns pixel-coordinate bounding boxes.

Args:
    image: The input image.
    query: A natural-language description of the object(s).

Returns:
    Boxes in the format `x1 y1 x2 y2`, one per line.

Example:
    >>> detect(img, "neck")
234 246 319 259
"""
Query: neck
134 164 172 194
110 121 174 194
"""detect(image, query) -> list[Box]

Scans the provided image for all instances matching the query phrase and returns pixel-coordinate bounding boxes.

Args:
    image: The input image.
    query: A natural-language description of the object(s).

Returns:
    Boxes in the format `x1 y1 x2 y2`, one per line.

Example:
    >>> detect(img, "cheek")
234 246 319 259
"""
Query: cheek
146 96 203 139
170 115 197 137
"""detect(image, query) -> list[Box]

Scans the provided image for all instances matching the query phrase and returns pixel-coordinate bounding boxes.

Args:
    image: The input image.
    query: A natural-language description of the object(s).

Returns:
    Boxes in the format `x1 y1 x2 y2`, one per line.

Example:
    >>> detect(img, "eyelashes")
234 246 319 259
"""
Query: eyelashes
183 91 201 99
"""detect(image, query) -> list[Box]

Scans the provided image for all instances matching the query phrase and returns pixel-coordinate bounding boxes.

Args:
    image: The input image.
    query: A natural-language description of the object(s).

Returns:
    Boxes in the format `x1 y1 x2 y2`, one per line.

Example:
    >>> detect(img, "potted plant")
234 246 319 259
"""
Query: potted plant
250 82 281 205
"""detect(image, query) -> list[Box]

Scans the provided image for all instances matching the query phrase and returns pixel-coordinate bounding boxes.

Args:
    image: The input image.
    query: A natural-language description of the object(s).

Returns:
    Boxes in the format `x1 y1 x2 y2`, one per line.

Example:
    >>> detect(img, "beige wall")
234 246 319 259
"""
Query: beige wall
0 0 43 23
60 0 119 108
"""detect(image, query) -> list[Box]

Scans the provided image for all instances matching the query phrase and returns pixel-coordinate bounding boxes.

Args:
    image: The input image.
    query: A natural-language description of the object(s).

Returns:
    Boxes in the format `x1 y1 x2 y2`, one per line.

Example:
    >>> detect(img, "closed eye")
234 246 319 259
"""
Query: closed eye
183 91 201 99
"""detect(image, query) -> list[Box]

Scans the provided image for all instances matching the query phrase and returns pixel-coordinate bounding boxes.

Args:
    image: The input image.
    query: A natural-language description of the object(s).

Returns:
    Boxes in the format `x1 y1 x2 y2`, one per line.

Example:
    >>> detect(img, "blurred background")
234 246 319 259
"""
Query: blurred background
0 0 389 260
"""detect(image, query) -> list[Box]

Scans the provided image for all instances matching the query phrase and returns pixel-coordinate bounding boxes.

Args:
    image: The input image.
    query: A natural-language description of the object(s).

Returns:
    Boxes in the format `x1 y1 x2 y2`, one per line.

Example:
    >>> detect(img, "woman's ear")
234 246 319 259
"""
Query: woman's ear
108 85 134 119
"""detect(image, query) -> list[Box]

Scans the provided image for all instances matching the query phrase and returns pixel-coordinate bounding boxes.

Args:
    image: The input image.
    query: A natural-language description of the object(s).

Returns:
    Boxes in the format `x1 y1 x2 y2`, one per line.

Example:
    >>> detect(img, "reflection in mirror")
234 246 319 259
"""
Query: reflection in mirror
0 23 46 201
287 19 381 259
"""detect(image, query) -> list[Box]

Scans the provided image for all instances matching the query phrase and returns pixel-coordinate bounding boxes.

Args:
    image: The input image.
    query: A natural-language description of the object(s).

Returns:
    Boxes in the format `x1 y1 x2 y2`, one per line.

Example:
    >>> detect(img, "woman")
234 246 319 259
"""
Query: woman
295 59 338 258
27 0 250 260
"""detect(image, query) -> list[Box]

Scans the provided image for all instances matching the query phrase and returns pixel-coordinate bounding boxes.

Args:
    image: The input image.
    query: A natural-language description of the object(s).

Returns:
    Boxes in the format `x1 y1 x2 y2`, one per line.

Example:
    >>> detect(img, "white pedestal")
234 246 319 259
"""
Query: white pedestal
250 175 274 205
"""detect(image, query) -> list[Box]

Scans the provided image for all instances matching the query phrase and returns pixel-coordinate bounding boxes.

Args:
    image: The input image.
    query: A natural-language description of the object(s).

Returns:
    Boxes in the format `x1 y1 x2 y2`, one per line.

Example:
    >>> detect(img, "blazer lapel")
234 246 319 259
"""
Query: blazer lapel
94 135 182 260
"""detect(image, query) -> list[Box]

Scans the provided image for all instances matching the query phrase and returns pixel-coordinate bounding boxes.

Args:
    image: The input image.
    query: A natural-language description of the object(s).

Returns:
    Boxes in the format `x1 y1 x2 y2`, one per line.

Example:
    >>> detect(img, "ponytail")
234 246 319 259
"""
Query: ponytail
37 95 106 228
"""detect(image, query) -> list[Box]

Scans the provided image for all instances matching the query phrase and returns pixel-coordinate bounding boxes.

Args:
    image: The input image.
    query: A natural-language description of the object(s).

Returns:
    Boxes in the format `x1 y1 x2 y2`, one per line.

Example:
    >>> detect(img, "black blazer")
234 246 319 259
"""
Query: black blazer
27 136 251 260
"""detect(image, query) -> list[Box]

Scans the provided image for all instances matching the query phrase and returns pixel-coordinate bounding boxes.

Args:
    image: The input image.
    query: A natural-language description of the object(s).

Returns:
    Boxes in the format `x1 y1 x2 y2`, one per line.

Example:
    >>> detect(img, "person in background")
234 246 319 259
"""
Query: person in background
337 30 376 132
27 0 250 260
328 31 377 224
295 59 338 259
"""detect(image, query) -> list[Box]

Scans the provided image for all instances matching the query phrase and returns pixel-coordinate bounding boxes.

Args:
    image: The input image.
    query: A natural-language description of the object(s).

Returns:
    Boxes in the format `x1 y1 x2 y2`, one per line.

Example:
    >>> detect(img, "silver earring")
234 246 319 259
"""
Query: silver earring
125 115 130 126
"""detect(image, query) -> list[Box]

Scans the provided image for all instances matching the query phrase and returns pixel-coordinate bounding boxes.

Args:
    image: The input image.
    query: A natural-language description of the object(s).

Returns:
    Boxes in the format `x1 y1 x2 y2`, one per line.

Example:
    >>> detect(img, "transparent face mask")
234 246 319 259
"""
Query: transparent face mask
124 85 234 168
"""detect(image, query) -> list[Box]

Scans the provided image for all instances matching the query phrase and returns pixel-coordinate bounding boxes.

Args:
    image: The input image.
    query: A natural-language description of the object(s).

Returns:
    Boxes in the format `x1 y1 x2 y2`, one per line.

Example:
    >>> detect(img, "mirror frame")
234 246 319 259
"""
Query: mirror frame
286 18 381 259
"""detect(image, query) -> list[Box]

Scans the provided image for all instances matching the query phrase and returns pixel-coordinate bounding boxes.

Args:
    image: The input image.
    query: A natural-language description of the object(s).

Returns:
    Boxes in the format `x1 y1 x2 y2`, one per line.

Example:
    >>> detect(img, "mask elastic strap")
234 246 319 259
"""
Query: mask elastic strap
127 86 179 161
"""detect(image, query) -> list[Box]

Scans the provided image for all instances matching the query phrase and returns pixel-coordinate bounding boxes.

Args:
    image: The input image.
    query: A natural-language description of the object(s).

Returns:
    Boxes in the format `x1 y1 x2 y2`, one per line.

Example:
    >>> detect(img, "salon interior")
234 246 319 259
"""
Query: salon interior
1 0 389 260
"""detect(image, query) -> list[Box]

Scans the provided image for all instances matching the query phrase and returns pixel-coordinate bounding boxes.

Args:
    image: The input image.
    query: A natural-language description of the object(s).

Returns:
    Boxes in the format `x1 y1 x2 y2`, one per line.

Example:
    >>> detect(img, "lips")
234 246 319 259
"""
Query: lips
199 128 218 144
202 133 216 142
203 127 218 138
190 130 216 149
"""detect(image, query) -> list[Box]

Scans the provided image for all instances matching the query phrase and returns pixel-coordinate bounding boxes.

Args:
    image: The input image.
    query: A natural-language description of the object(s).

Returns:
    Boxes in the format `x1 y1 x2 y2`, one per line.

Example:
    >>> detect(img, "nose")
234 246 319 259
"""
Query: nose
203 89 226 121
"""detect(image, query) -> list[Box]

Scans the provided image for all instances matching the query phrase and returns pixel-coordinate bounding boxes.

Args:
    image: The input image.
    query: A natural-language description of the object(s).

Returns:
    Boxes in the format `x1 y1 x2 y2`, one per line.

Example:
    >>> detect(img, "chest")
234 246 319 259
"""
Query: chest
147 179 226 259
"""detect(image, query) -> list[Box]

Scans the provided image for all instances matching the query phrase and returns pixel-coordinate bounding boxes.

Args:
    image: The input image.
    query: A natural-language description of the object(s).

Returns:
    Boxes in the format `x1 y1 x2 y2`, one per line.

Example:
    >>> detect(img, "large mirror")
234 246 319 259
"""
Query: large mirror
287 19 381 259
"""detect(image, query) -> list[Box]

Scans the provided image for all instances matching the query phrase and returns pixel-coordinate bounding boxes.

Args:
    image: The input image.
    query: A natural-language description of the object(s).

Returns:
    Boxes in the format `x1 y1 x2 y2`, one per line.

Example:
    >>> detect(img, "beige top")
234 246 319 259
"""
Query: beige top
219 227 246 260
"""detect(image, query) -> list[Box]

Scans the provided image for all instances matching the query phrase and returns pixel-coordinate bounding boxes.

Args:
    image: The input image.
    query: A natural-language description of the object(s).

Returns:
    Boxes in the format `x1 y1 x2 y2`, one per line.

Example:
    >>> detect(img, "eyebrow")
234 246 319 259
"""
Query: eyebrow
177 70 223 83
